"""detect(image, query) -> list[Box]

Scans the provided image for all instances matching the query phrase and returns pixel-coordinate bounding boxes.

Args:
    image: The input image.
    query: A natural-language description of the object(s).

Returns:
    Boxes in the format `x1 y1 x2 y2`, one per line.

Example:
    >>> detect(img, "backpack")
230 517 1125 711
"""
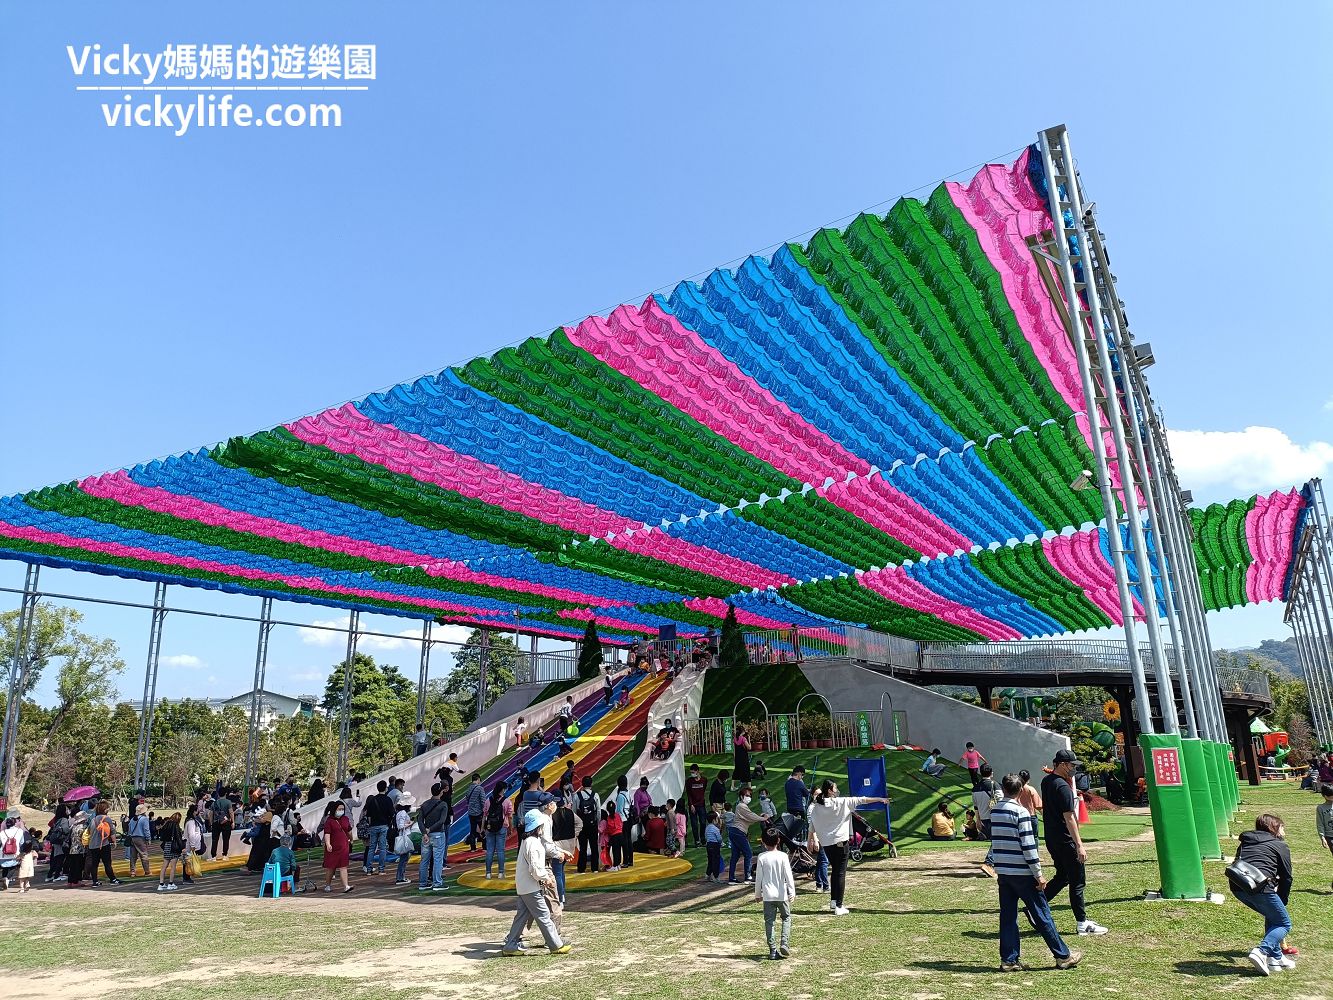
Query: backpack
1 834 15 856
211 798 231 825
576 790 598 822
619 790 638 825
485 798 505 833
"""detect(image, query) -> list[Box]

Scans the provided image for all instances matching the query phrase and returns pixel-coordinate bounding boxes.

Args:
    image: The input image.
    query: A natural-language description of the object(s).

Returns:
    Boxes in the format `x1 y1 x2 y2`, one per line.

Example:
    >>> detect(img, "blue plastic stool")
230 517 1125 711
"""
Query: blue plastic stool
257 861 294 898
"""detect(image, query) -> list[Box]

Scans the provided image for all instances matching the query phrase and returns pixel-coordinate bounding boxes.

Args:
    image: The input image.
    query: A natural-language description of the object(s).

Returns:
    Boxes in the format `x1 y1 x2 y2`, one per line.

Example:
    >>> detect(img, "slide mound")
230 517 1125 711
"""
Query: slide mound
698 663 816 718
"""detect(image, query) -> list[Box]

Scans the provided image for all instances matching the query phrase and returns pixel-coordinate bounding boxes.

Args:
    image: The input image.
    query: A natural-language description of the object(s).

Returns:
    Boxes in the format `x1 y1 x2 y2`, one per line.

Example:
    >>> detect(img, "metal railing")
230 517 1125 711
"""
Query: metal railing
511 650 579 685
1217 667 1272 702
919 640 1181 676
685 709 887 755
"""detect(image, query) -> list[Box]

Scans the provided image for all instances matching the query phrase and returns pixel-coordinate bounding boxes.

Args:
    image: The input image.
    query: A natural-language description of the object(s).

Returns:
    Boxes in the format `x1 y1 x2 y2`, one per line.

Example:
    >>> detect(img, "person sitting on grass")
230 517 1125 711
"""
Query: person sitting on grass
930 802 956 841
753 826 796 961
962 807 982 841
921 748 946 779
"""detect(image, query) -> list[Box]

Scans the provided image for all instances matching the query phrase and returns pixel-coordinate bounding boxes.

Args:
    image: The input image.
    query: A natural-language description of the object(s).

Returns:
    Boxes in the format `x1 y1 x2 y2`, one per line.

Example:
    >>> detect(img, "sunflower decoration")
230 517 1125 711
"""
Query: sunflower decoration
1103 698 1122 724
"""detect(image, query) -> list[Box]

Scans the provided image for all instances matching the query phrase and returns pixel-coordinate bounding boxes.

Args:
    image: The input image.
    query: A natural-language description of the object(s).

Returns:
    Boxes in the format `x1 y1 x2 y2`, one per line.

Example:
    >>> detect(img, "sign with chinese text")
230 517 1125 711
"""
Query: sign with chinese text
1151 747 1183 787
776 716 791 751
856 712 871 746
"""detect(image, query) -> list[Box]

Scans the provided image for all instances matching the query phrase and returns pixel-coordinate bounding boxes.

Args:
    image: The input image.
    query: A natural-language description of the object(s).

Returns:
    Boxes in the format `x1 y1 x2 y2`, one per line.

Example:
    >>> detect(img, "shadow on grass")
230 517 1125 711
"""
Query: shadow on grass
1173 952 1249 978
698 952 778 963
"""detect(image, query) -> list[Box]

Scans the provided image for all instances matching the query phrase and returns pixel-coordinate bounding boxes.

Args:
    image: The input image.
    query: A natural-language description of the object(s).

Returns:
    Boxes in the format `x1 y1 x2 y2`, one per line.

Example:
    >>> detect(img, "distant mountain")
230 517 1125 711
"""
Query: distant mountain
1216 637 1302 678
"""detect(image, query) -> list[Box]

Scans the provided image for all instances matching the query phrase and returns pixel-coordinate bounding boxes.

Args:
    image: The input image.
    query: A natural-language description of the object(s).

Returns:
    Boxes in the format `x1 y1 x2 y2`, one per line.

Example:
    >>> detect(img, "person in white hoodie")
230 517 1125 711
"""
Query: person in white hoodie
753 826 796 960
807 779 889 916
500 811 571 957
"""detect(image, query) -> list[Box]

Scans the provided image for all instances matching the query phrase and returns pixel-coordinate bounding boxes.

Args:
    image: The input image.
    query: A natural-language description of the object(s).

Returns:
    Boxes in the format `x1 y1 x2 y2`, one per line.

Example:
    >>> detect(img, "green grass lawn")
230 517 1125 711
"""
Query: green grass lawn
686 748 985 844
697 663 816 717
2 782 1327 1000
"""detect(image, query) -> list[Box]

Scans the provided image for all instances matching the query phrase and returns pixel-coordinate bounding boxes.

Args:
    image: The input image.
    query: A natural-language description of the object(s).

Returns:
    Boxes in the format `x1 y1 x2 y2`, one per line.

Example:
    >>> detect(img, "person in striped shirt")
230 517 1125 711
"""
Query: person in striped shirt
991 773 1082 972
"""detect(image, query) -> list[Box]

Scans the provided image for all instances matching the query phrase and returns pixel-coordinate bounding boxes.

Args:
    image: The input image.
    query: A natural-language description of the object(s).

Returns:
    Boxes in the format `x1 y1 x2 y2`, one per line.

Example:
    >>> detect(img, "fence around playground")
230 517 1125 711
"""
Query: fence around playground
683 707 910 756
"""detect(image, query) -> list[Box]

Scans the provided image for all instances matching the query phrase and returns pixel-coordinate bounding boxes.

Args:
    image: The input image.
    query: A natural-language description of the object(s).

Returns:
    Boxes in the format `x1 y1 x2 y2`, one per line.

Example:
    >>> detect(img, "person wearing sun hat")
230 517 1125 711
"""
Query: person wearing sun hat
128 803 154 878
500 811 570 957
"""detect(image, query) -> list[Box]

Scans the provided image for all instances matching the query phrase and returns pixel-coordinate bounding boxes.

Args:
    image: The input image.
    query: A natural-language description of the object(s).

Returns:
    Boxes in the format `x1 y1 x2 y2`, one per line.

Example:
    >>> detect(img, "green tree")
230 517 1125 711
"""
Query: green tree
1 604 124 805
576 618 603 680
718 604 748 670
322 653 412 774
440 629 520 727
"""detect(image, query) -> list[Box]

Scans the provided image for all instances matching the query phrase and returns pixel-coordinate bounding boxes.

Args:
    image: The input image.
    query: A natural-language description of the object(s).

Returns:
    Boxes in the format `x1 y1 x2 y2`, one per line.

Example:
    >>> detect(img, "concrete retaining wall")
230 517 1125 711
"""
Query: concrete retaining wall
800 659 1070 781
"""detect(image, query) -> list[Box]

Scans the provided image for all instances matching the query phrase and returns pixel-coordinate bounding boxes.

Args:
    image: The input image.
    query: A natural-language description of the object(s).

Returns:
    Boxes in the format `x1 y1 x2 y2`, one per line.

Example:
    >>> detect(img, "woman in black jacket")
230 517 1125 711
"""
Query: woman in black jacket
1231 813 1295 977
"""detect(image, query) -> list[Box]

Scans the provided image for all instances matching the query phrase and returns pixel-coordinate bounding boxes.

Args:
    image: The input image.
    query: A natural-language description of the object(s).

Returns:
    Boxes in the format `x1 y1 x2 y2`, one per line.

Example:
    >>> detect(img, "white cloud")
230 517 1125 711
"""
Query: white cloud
1323 398 1333 412
297 616 431 653
1168 426 1333 500
161 654 204 669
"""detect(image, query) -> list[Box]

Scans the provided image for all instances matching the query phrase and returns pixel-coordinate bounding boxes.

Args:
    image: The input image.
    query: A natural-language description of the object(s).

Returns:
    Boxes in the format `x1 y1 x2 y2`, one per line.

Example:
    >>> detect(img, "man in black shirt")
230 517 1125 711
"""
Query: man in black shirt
361 780 396 876
1039 749 1107 936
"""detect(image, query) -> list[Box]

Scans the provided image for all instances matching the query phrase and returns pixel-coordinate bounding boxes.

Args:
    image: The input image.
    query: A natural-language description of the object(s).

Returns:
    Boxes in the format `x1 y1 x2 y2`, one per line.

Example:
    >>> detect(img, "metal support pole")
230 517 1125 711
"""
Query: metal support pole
1167 463 1227 739
133 582 169 789
529 632 539 685
335 610 360 783
244 596 275 792
1294 595 1330 744
476 628 491 720
1141 418 1214 738
1142 408 1217 739
1308 481 1333 741
1292 604 1330 743
1299 584 1333 745
416 619 432 728
1037 128 1156 733
1102 315 1201 736
0 564 40 796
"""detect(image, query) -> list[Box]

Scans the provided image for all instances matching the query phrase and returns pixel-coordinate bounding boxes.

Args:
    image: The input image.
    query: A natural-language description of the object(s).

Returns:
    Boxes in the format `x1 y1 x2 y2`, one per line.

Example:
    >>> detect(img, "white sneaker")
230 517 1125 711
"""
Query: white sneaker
166 883 178 891
1077 920 1108 936
833 905 850 916
156 883 165 892
1247 948 1271 976
1275 955 1296 970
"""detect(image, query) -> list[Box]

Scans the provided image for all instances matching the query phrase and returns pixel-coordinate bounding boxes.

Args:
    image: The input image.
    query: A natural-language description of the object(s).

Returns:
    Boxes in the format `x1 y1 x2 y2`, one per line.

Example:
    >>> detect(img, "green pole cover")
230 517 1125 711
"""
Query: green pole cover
1204 742 1231 842
1217 741 1238 814
1138 732 1208 899
1180 739 1222 859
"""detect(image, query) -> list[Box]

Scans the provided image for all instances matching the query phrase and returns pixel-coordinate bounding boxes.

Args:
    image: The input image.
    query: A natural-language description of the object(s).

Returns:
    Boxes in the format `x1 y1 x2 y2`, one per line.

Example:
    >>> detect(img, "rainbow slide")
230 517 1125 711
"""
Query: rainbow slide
448 670 672 855
443 669 658 849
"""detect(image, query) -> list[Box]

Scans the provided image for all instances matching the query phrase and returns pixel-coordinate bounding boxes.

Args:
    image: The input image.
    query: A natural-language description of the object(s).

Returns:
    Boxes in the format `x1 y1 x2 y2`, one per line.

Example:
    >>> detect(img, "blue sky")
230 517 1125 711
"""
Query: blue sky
3 2 1331 704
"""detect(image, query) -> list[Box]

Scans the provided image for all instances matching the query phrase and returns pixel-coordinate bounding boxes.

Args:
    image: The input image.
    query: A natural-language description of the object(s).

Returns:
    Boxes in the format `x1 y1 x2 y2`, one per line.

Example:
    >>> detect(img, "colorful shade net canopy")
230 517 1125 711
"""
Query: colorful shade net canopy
0 146 1301 641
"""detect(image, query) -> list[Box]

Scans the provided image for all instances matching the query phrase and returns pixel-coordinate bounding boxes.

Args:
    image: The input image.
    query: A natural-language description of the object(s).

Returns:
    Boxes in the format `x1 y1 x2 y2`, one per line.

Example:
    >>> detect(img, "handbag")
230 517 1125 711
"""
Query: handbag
184 852 202 879
393 831 414 855
1225 858 1269 893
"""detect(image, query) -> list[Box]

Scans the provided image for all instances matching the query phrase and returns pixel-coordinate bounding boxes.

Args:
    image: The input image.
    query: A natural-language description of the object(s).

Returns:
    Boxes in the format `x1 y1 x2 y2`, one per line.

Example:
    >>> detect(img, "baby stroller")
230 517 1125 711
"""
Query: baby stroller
848 811 896 861
765 814 818 879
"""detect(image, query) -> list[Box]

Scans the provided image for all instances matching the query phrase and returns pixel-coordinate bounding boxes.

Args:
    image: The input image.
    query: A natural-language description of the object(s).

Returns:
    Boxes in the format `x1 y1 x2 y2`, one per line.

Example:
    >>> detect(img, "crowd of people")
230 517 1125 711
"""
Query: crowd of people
2 723 1328 978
